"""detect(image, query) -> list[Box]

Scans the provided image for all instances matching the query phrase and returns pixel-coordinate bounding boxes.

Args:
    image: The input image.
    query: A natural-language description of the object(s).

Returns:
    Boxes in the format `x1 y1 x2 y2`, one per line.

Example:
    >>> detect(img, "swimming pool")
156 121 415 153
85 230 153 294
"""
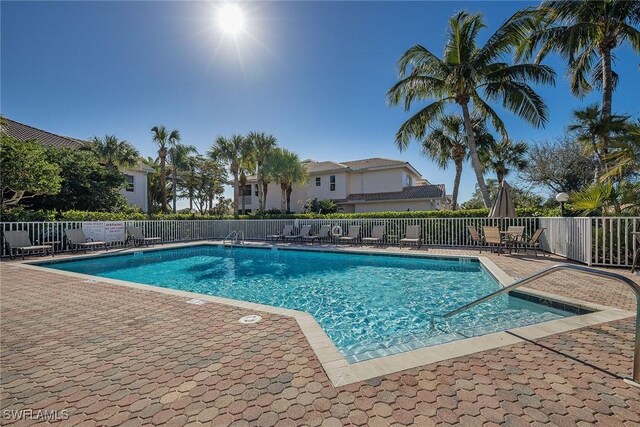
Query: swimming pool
41 245 576 362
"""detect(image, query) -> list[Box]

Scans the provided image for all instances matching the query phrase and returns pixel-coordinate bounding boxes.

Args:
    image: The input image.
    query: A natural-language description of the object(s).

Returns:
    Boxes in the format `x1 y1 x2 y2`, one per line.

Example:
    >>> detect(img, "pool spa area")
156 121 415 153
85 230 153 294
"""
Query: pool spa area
39 245 579 363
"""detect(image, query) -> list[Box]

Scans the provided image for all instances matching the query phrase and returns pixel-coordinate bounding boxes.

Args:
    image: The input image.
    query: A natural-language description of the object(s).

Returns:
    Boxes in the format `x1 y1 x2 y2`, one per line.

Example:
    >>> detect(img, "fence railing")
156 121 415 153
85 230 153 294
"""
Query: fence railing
1 217 638 267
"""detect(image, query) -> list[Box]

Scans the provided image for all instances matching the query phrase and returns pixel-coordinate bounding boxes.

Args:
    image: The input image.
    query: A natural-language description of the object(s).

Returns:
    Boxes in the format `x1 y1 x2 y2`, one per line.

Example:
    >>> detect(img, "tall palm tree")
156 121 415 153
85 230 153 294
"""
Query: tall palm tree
168 143 197 213
515 0 640 149
151 126 181 213
89 135 139 171
567 104 629 181
209 134 245 216
246 131 278 211
422 115 494 210
263 148 308 212
141 156 166 214
388 11 555 207
480 138 528 184
238 143 256 215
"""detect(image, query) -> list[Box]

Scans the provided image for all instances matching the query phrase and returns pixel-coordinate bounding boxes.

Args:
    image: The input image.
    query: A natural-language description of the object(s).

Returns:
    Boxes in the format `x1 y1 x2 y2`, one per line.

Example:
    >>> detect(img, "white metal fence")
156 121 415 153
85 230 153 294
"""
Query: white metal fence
1 217 638 267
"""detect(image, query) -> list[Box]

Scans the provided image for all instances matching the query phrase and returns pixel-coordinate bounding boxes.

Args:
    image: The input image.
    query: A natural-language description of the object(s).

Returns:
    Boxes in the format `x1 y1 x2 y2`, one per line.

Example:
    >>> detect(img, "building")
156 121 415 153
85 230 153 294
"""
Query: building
243 157 447 213
1 118 152 212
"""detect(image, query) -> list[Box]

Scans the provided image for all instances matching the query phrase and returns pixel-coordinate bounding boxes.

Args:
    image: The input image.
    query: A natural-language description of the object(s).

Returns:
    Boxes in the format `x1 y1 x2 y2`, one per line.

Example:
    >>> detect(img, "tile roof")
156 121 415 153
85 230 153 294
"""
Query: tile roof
342 184 445 202
302 160 348 174
341 157 408 170
1 118 87 149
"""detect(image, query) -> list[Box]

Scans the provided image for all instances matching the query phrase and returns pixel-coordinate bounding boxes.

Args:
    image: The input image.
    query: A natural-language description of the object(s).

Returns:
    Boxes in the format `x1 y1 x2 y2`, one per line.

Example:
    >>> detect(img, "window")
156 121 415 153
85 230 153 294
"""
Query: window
315 177 321 187
125 174 135 192
405 174 412 187
330 175 336 191
254 185 259 196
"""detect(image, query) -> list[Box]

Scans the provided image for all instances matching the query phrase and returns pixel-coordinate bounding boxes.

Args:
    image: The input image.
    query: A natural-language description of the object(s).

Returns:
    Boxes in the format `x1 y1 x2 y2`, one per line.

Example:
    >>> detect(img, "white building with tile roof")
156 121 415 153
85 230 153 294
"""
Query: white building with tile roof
243 157 448 213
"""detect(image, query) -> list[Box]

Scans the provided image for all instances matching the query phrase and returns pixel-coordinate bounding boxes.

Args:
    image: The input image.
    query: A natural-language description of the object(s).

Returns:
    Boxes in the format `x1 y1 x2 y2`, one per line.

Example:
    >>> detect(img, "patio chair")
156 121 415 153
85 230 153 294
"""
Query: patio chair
64 228 108 253
400 225 421 248
267 225 293 241
127 227 162 247
285 225 312 242
337 225 361 244
505 226 525 252
516 228 547 257
3 231 54 260
302 225 331 244
361 225 385 246
482 226 506 255
467 225 484 252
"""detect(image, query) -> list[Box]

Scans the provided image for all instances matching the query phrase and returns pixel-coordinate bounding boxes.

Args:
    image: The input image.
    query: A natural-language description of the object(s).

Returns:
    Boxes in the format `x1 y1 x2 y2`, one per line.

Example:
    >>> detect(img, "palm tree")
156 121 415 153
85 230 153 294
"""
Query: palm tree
209 135 245 216
422 115 494 210
388 11 555 207
603 120 640 180
480 138 529 184
168 143 197 213
238 145 256 215
246 132 278 211
263 148 308 212
89 135 139 171
515 0 640 149
141 156 166 214
151 126 181 213
567 104 629 181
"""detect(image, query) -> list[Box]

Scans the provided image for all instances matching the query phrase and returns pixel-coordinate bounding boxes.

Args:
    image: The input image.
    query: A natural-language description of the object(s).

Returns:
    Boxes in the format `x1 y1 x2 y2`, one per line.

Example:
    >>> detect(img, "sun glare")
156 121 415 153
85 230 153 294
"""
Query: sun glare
217 4 245 36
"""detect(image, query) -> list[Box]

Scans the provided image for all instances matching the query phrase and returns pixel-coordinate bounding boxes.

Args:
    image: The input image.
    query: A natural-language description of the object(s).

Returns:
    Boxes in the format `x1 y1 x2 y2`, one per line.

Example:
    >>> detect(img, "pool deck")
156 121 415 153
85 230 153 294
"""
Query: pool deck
1 242 639 426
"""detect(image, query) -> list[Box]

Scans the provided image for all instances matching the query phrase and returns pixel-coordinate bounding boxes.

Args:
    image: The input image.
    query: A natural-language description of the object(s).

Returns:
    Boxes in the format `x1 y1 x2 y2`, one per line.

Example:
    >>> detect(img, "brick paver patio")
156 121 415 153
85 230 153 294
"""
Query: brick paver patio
1 247 639 426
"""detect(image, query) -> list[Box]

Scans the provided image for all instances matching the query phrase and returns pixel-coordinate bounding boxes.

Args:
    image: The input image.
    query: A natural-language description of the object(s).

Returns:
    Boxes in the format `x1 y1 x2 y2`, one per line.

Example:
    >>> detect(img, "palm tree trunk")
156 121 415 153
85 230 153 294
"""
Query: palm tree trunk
263 182 269 211
460 103 491 207
497 171 504 185
172 170 177 214
280 183 287 212
451 159 463 211
232 172 239 216
286 186 293 213
257 163 263 211
189 189 193 211
601 46 613 156
160 156 167 213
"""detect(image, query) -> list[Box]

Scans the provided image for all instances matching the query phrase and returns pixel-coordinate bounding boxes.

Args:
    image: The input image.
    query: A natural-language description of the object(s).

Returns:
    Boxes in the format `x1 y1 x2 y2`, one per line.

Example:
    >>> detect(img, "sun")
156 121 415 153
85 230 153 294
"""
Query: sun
217 4 245 36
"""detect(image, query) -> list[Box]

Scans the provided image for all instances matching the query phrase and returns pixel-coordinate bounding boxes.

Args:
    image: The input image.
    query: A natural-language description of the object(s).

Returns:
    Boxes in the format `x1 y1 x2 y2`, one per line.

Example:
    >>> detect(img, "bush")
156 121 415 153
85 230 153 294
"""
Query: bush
2 207 561 222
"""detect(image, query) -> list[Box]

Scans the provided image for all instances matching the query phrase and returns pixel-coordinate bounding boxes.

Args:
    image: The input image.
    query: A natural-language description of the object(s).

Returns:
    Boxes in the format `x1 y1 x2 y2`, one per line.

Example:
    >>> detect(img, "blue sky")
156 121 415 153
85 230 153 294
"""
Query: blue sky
2 1 639 206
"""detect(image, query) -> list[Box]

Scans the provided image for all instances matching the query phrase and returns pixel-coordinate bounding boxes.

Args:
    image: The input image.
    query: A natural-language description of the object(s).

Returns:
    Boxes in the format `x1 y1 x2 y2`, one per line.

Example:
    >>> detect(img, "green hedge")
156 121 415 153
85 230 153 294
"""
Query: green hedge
2 207 560 222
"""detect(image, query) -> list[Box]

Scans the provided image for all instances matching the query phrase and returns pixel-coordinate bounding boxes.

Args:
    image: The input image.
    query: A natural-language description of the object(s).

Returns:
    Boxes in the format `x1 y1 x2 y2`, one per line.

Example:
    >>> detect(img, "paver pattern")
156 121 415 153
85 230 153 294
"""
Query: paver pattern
1 247 639 426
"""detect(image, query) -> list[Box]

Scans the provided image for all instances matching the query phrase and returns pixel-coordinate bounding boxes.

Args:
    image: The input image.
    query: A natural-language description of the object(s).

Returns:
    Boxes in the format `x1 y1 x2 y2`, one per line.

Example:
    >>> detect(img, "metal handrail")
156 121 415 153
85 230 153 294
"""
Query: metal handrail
223 231 245 246
443 263 640 384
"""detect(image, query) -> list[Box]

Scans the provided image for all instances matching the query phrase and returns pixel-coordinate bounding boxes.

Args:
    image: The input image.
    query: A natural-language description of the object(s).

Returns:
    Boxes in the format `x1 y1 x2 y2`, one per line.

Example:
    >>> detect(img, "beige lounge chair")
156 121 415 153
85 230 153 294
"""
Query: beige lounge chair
127 227 161 247
285 225 312 241
3 231 53 260
516 228 547 257
267 225 293 241
362 225 385 246
400 225 421 248
467 225 484 252
482 226 505 255
337 226 360 244
64 229 108 253
303 225 331 244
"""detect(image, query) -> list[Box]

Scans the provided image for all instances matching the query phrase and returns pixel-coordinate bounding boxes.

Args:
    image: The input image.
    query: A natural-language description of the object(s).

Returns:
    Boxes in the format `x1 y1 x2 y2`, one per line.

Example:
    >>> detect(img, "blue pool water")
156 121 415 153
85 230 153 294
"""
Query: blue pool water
41 246 574 362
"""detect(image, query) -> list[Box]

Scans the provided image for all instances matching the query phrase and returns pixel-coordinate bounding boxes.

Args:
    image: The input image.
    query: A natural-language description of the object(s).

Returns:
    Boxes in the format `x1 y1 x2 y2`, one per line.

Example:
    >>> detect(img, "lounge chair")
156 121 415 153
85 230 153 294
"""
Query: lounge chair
337 226 360 244
3 231 54 260
127 227 162 247
482 226 506 255
516 228 547 257
285 225 312 241
361 225 385 246
467 225 484 252
302 225 331 244
400 225 421 248
267 225 293 241
64 229 108 253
